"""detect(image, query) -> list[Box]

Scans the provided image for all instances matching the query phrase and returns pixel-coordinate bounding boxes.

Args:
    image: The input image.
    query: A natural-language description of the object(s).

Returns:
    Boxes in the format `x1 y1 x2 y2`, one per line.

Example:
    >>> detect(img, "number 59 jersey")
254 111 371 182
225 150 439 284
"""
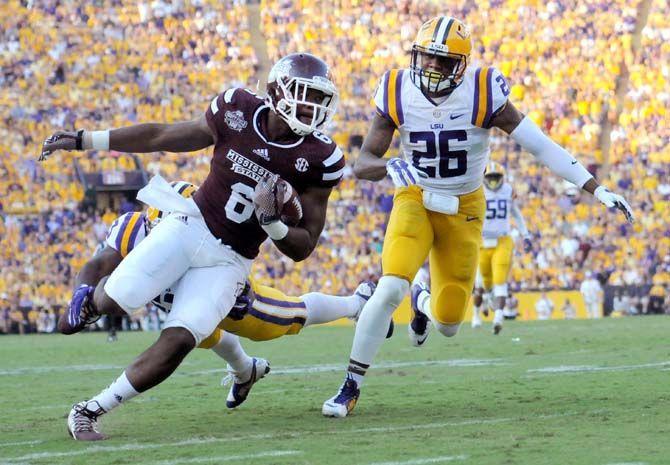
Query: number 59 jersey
482 182 514 239
374 65 510 196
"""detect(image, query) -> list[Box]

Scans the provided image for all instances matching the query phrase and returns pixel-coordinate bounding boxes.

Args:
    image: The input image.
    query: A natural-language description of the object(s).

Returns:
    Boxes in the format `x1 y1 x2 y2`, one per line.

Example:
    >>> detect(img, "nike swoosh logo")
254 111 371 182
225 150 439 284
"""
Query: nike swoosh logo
466 216 478 222
450 113 464 120
571 160 578 165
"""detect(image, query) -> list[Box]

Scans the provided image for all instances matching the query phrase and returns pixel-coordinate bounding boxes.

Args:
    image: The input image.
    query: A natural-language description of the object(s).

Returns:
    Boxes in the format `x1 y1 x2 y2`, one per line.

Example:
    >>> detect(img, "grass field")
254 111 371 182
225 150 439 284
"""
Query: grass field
1 317 669 465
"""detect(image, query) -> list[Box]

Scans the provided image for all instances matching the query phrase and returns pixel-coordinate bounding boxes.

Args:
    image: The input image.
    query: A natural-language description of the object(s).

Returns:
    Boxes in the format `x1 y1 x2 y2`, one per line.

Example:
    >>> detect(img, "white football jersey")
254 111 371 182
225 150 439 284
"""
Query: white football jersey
482 182 514 238
373 65 509 195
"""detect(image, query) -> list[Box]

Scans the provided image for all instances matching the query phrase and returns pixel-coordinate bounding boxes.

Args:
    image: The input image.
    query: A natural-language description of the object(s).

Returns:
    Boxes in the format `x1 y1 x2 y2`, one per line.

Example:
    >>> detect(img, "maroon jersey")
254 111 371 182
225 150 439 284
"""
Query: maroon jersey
193 88 345 259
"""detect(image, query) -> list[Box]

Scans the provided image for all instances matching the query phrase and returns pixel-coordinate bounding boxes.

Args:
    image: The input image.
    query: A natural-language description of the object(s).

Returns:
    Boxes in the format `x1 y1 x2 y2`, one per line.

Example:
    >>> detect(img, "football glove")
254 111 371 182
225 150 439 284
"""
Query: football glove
39 130 84 161
386 158 422 188
253 173 285 225
594 186 635 224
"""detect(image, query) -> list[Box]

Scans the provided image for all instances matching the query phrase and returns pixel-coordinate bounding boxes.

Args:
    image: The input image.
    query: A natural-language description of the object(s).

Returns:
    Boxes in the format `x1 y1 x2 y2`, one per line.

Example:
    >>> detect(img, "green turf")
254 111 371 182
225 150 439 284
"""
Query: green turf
1 317 669 465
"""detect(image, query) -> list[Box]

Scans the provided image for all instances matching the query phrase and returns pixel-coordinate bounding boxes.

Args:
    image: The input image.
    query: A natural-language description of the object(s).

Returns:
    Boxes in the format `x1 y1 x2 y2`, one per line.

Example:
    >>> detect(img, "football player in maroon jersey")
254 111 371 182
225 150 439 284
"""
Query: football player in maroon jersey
40 53 346 440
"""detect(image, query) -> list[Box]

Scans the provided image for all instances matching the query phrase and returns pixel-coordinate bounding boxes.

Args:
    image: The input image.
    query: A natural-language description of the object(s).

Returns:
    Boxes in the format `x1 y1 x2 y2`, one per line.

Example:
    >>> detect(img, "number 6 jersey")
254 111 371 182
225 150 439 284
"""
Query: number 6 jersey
374 65 509 195
193 88 345 259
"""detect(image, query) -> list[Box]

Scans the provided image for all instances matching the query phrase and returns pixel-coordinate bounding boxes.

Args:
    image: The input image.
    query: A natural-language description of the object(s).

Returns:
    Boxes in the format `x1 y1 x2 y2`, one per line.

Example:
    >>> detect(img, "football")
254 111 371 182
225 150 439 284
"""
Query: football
277 178 303 226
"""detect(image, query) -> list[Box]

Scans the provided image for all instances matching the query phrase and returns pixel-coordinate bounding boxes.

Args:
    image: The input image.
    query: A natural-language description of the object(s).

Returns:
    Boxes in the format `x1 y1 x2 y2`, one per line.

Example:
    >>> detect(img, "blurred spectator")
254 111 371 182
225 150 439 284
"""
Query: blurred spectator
580 271 604 319
561 298 577 320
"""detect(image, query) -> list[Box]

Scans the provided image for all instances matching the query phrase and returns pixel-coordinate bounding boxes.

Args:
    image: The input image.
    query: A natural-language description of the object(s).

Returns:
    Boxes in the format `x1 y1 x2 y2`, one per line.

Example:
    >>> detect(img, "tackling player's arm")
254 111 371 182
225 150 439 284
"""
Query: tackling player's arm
353 114 396 181
270 185 332 262
73 246 123 289
40 115 214 160
490 100 634 223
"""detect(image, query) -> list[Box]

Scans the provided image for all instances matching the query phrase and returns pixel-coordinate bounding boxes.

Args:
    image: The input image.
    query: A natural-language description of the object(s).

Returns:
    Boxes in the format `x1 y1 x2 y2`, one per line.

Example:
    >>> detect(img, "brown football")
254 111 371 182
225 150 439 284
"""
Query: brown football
277 178 303 226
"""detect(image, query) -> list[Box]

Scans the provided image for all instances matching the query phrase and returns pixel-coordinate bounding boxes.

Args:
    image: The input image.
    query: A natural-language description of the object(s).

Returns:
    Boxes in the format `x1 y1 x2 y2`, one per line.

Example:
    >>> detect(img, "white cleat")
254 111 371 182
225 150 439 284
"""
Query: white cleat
67 400 106 441
223 358 270 408
493 309 504 335
322 375 360 418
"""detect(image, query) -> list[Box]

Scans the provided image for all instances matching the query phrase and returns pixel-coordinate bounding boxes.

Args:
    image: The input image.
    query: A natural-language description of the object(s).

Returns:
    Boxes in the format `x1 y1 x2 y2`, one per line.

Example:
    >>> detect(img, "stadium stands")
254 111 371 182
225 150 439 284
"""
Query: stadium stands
1 0 667 331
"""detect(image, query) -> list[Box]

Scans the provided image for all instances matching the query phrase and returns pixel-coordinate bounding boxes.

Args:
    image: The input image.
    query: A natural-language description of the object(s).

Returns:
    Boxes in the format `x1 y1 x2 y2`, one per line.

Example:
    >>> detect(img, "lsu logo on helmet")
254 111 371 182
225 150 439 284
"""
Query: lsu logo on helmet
411 16 472 94
483 161 506 191
146 181 198 228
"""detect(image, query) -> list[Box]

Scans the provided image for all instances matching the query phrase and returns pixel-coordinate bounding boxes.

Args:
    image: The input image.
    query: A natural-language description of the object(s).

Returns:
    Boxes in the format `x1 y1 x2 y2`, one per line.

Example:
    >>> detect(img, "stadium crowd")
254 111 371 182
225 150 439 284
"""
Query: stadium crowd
1 0 668 333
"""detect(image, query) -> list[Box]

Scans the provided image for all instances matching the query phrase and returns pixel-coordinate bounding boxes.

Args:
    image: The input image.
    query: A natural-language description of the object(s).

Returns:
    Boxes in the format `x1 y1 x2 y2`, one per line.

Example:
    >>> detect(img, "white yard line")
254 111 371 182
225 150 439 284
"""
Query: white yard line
4 410 580 463
147 450 301 465
368 455 468 465
0 441 43 448
527 361 670 375
191 359 505 376
0 364 126 376
604 462 648 465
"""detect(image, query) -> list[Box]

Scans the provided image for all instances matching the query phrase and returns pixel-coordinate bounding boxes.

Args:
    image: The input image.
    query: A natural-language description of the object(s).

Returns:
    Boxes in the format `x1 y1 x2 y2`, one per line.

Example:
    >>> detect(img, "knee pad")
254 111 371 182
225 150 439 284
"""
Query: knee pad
493 284 508 298
432 284 469 325
434 322 461 337
377 275 410 309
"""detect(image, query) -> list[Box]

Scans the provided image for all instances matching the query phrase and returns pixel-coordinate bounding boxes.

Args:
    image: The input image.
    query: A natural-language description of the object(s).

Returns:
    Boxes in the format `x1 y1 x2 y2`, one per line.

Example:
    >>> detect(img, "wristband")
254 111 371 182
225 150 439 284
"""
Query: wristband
91 130 110 150
75 129 84 150
261 221 289 241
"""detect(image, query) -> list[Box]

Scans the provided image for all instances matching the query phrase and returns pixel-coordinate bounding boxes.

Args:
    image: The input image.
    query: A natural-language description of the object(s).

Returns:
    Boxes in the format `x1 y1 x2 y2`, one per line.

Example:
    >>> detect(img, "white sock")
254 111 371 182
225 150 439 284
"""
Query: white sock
302 292 361 326
417 291 431 316
90 371 140 413
473 305 481 317
348 276 408 387
211 333 252 375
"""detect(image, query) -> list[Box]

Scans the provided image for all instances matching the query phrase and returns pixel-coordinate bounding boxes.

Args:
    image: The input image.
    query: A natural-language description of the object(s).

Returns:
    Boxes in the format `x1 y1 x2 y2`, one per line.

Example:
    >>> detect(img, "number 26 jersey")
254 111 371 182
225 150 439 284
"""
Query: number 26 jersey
374 65 510 196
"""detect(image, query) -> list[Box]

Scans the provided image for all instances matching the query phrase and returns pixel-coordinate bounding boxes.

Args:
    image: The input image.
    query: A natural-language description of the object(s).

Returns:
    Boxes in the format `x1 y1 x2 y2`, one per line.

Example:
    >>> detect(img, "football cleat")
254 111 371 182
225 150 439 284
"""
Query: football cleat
223 358 270 408
493 309 504 335
409 282 431 346
58 284 99 335
352 281 394 338
67 400 106 441
322 375 360 418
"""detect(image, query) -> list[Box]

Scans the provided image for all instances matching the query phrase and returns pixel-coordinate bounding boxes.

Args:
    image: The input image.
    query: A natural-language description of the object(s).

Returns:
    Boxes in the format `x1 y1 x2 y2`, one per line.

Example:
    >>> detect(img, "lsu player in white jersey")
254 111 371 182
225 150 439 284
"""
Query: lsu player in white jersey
471 161 531 334
323 15 634 417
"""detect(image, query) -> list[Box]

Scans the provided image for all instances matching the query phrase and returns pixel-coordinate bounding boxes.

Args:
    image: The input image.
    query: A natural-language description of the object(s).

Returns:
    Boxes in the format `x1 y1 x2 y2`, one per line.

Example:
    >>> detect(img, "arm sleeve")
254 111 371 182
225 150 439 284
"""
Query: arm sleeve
509 116 594 189
510 201 529 237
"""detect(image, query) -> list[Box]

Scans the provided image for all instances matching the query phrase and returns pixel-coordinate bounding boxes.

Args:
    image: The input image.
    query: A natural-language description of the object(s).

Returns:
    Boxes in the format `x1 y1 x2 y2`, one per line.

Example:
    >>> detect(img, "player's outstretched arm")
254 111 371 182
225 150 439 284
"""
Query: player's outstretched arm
491 101 635 223
510 201 532 252
353 114 396 181
40 115 214 161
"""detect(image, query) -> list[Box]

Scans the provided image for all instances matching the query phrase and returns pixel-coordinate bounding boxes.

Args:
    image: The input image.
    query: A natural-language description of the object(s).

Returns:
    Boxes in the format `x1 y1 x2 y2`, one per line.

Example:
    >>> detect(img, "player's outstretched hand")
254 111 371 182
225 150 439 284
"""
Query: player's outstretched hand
39 130 83 161
253 173 282 225
594 186 635 224
386 158 422 188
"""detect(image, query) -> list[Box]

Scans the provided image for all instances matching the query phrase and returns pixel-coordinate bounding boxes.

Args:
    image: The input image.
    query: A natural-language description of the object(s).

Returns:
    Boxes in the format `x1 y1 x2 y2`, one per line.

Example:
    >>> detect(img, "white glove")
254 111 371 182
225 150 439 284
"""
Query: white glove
594 186 635 223
386 158 421 188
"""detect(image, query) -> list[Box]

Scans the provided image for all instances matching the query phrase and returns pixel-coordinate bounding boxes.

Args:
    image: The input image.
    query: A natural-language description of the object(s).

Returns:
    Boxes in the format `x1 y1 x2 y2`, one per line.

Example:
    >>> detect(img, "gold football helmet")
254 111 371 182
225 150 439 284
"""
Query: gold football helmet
483 161 506 191
146 181 198 229
411 16 472 95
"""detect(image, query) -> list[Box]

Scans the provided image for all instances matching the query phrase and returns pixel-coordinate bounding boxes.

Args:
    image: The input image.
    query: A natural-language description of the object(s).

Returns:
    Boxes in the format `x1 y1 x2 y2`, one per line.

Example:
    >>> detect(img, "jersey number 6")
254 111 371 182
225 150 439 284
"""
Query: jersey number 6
410 130 468 178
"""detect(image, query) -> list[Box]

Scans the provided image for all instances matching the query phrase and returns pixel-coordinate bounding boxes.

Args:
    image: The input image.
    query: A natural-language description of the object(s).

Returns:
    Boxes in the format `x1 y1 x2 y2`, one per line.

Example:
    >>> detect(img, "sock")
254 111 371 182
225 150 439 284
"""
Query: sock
417 290 431 316
302 292 361 326
347 276 407 388
90 371 140 413
211 333 252 376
